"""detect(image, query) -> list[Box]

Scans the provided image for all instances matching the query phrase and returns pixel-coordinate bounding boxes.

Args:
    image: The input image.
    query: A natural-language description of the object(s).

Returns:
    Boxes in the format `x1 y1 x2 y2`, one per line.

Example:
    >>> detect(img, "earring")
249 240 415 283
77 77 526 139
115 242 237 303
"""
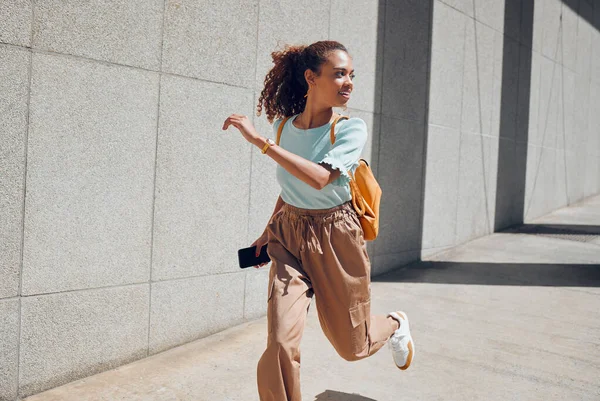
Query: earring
304 85 311 98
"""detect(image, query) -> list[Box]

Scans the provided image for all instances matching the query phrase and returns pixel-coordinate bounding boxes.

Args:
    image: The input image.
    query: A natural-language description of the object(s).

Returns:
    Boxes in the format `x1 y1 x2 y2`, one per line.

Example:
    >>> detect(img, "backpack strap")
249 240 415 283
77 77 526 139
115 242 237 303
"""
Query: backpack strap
330 115 349 144
330 115 355 189
276 116 293 145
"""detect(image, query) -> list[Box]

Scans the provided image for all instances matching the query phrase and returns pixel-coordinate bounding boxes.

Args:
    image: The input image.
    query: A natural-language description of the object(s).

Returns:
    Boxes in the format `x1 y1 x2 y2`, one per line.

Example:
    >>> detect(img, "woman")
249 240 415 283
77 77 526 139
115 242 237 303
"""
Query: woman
222 40 414 401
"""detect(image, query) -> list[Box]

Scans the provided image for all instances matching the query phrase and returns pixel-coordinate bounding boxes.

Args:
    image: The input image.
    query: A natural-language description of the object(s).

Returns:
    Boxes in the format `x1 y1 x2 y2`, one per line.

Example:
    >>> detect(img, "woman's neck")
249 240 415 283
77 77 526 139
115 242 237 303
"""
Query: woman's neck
294 107 338 129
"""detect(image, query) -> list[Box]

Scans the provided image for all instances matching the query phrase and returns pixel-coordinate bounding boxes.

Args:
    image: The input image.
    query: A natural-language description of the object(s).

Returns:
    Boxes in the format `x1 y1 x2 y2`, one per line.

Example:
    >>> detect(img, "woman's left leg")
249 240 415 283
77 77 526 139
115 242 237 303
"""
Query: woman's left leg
299 203 399 361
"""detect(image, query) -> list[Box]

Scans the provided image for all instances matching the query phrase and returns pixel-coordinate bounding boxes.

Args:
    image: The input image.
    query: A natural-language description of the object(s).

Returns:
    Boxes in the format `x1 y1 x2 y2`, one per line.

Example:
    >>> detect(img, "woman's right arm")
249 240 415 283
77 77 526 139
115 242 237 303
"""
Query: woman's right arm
251 194 284 268
262 194 284 235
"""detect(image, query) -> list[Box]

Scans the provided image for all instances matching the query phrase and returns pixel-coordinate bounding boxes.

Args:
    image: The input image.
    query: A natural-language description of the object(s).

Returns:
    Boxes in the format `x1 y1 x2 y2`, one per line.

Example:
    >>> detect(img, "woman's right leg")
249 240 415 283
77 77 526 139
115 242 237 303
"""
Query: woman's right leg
257 236 313 401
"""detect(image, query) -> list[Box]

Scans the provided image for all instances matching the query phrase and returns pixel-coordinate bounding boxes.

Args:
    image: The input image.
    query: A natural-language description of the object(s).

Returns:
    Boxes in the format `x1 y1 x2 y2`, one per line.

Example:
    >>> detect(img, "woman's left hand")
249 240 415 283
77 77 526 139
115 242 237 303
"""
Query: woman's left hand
222 114 260 145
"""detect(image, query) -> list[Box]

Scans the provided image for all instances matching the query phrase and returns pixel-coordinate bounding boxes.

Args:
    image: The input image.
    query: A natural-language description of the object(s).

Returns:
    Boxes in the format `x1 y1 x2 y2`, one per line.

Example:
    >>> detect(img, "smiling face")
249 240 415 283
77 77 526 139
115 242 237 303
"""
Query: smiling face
306 49 355 108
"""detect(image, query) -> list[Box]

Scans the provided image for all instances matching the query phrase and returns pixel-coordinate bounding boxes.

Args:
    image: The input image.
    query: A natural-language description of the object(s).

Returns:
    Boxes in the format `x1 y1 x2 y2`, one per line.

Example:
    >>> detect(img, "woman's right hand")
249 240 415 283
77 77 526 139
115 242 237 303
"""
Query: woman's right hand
251 232 270 269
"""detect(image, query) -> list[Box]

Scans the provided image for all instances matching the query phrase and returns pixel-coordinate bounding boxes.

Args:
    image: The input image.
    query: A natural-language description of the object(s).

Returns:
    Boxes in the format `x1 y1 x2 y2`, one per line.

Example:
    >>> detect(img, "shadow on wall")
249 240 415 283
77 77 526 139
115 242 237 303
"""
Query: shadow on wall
370 0 433 273
314 390 378 401
494 0 531 229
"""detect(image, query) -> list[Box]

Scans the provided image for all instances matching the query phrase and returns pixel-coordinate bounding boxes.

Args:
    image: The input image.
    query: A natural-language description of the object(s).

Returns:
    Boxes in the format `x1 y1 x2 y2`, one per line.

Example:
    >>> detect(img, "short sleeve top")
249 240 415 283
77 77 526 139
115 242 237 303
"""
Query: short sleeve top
272 114 368 209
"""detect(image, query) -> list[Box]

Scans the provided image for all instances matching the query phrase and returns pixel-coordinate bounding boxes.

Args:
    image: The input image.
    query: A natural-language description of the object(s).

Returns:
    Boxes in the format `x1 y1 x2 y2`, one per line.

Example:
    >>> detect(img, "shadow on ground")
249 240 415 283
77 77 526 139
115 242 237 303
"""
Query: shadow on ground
313 390 377 401
373 261 600 287
502 224 600 236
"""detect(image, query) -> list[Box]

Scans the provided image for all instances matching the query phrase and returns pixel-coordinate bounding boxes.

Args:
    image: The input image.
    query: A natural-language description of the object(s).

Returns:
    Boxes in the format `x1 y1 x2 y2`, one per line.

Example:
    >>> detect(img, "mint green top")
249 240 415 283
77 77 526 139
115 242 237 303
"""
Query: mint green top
272 114 368 209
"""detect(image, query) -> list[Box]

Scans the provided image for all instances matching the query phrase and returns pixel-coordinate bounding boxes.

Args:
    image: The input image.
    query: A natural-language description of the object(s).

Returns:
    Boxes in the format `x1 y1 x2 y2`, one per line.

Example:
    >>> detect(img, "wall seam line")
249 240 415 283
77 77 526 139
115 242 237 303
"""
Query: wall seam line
453 13 467 246
19 270 248 300
372 0 388 261
245 0 262 321
15 3 36 398
560 2 570 205
18 47 257 90
418 0 433 257
525 10 563 218
583 0 594 198
146 0 169 356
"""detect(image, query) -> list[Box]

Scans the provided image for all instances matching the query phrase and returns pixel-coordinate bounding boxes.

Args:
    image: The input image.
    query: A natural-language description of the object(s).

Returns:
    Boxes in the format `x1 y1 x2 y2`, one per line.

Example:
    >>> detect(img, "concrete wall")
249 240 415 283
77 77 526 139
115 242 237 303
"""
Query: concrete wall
0 0 599 399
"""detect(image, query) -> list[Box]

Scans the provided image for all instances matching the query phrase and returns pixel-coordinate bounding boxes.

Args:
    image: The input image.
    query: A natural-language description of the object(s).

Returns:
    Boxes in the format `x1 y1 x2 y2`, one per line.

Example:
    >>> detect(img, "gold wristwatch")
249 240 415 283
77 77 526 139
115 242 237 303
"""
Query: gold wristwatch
261 138 276 154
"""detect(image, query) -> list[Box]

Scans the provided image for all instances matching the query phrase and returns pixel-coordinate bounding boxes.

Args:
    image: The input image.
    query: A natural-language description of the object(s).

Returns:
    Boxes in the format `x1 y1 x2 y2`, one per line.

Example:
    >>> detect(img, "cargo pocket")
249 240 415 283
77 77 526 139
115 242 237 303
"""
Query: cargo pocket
349 299 370 352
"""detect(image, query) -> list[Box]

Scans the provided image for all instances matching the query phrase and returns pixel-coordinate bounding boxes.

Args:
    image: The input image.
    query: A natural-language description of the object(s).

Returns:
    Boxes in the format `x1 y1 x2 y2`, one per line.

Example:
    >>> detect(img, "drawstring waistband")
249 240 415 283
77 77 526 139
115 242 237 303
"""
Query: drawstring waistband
277 201 357 254
280 201 355 222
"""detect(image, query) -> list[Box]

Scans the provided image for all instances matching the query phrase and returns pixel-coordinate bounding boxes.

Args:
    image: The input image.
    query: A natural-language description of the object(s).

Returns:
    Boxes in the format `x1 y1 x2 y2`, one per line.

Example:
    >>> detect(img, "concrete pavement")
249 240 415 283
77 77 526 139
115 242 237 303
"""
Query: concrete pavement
24 195 600 401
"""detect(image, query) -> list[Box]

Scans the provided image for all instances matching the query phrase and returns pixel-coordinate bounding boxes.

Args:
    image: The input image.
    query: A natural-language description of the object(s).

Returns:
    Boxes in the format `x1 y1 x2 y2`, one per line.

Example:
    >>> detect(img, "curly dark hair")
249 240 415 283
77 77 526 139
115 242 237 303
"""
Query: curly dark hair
256 40 350 124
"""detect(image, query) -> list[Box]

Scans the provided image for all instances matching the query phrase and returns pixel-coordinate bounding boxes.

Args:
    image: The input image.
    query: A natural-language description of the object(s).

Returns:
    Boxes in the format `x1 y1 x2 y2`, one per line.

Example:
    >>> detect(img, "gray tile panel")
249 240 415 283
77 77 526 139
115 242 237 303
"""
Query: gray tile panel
149 273 245 354
162 0 259 88
19 285 149 398
0 299 19 401
381 0 431 122
32 0 164 70
377 116 425 255
422 125 461 249
0 0 32 47
429 1 467 129
0 46 30 299
152 74 254 280
22 53 158 296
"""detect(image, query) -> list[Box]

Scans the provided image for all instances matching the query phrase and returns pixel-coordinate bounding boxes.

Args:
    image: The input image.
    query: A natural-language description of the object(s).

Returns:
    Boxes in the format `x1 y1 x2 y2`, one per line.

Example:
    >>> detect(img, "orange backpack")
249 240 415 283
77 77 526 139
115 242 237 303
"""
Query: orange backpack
276 115 381 241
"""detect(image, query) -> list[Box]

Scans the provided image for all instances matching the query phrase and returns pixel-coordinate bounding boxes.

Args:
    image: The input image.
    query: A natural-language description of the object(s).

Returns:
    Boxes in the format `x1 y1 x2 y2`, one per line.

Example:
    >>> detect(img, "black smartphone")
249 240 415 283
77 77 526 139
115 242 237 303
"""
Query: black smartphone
238 244 270 269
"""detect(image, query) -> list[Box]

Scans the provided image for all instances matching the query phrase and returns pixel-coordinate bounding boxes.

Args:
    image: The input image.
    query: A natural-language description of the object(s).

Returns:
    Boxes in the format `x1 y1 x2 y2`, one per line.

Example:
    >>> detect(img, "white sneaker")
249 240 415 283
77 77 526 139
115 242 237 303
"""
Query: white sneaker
388 311 415 370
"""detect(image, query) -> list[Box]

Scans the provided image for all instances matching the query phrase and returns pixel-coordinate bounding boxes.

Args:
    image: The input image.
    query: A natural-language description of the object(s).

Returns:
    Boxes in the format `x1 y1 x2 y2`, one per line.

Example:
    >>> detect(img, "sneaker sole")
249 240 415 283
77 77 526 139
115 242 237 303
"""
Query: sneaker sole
398 340 414 370
394 311 414 371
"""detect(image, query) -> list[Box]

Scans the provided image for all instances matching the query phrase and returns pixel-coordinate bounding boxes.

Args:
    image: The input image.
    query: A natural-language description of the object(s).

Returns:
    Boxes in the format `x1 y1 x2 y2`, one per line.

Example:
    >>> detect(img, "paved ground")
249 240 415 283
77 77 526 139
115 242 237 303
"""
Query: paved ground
25 195 600 401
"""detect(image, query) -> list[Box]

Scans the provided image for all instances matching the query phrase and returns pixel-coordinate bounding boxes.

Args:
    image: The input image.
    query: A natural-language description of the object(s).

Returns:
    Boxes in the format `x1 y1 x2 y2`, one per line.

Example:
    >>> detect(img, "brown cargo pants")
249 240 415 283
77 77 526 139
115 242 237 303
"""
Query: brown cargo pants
256 201 399 401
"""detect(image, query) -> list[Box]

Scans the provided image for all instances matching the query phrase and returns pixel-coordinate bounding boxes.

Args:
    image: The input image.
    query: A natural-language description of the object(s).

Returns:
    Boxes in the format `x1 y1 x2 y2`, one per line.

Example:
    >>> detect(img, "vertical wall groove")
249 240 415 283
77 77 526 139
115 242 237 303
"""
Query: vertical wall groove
145 0 169 357
14 2 36 398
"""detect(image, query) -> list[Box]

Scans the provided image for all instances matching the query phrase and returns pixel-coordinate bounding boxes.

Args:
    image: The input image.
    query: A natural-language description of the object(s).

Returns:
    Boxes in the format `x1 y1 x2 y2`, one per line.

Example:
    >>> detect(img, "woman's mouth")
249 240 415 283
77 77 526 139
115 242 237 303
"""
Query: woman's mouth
339 91 351 99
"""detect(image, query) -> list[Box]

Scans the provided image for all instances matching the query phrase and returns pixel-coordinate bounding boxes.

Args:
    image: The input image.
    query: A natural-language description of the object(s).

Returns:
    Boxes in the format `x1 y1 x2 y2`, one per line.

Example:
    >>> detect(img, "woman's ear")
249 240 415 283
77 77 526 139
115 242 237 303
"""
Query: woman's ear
304 69 316 87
